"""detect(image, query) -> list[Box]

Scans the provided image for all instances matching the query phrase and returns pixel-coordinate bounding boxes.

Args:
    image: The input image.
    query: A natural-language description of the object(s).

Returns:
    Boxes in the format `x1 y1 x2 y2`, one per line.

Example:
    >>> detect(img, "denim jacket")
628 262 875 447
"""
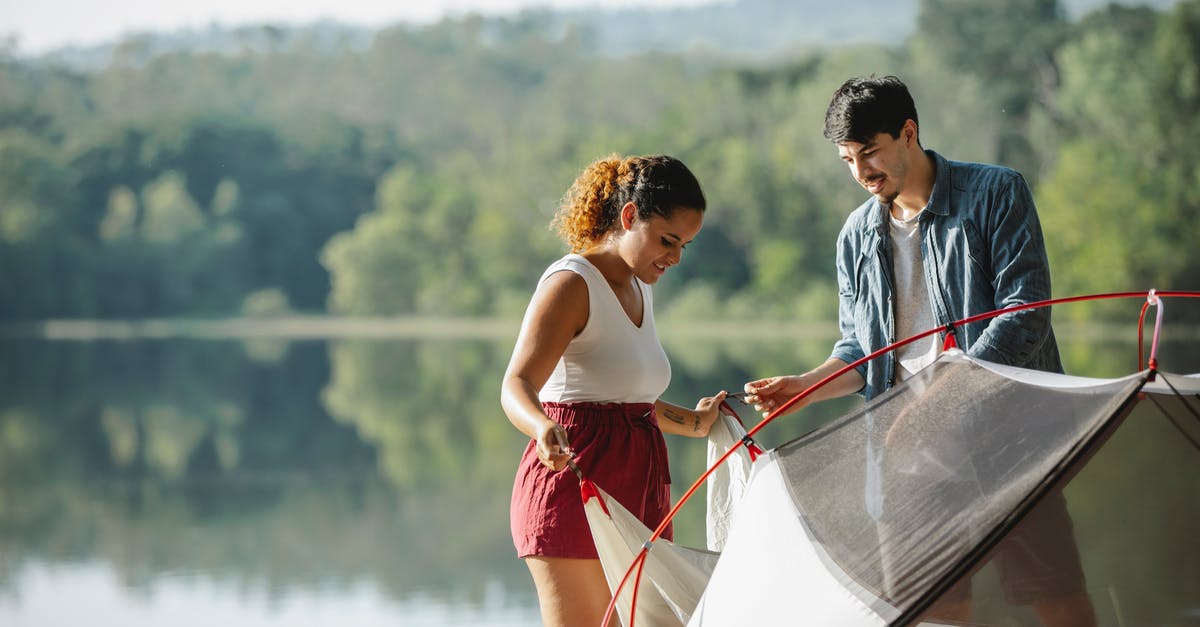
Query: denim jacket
830 150 1062 400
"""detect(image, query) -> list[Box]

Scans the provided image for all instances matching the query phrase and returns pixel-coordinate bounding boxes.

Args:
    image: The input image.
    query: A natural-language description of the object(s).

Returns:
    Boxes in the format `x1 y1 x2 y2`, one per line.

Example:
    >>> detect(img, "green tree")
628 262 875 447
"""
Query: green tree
1040 0 1200 311
0 127 80 317
915 0 1068 175
1147 0 1200 285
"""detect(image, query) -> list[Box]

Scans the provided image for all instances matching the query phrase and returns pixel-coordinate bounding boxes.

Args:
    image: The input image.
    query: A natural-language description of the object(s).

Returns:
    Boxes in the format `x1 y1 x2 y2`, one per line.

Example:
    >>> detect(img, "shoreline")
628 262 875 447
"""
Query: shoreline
1 316 1196 342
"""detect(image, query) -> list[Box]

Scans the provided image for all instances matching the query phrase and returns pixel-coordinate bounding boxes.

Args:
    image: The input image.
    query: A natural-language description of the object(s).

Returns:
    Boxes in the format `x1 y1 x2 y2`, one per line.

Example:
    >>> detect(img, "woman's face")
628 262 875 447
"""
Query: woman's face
618 204 704 285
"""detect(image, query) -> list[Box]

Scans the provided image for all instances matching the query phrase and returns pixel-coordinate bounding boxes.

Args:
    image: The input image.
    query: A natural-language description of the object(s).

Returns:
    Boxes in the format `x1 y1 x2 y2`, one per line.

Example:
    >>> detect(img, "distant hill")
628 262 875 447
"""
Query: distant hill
23 21 376 71
550 0 919 58
1061 0 1178 16
551 0 1182 57
15 0 1183 69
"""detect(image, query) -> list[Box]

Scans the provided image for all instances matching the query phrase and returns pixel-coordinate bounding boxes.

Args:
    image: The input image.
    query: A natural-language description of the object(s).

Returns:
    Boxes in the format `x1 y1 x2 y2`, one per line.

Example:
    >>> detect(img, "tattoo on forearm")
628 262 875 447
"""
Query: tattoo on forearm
663 408 687 425
663 408 702 433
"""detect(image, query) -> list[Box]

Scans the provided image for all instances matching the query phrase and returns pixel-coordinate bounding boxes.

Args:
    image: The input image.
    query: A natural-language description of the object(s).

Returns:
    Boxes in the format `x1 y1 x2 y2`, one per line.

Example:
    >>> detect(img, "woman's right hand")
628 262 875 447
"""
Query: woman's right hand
535 421 573 471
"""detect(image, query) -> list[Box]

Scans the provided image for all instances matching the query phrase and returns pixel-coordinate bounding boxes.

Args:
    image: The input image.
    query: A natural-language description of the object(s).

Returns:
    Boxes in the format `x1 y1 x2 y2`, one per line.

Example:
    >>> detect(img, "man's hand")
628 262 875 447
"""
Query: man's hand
742 358 864 419
742 375 814 419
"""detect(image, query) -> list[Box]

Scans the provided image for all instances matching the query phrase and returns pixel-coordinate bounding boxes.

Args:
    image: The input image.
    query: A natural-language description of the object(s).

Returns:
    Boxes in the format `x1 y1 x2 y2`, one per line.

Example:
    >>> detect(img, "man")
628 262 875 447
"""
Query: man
743 76 1095 625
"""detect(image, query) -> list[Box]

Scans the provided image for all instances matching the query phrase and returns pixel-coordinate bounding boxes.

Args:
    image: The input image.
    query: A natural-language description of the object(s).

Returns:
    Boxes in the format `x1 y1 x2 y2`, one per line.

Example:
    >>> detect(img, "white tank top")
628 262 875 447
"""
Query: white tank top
538 254 671 404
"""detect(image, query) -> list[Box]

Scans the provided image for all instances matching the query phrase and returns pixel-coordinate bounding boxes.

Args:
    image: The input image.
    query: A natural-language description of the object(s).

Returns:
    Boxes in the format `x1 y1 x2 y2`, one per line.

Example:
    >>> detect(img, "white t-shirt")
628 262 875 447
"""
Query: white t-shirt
537 254 671 404
889 211 941 380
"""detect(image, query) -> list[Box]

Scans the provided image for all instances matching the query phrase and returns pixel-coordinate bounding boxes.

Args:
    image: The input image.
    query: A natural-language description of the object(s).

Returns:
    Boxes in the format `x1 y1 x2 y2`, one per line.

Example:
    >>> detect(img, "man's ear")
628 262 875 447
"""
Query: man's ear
620 201 637 230
904 119 919 146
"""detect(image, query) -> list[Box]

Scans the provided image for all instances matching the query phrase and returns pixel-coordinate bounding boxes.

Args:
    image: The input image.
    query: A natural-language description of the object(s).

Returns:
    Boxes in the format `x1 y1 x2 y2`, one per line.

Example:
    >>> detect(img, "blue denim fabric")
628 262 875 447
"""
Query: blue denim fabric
830 150 1062 400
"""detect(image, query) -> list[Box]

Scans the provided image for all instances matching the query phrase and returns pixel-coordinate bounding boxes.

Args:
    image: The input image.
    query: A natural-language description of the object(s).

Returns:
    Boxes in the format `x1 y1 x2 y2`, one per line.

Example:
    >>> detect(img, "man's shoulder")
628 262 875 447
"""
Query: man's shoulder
941 154 1025 191
840 197 879 234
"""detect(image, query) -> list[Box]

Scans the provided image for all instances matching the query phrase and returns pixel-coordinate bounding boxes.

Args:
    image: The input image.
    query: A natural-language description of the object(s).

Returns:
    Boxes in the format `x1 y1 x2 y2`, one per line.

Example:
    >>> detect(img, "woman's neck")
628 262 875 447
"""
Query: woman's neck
582 247 634 289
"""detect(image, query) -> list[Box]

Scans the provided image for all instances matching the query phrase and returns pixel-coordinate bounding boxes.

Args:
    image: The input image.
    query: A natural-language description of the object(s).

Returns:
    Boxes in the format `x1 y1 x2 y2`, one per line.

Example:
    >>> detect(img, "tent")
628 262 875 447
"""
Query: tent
584 349 1200 626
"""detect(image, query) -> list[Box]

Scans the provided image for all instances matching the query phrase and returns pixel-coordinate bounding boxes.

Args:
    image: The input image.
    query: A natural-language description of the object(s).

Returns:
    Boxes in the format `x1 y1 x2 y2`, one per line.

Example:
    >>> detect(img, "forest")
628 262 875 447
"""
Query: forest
1 0 1197 324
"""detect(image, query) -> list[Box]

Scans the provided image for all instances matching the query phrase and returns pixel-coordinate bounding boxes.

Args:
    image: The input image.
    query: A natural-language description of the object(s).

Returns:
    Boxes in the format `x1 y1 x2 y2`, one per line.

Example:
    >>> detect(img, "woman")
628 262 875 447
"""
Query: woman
501 154 726 627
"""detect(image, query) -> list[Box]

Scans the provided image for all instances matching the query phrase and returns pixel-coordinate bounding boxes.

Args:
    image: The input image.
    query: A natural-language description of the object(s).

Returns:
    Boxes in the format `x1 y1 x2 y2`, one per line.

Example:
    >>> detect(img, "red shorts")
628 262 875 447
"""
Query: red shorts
510 401 673 559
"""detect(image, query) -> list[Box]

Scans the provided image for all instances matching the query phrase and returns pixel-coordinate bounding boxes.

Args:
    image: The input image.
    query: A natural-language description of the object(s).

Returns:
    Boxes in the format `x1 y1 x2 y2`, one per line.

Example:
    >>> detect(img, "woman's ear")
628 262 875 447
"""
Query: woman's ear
620 201 637 230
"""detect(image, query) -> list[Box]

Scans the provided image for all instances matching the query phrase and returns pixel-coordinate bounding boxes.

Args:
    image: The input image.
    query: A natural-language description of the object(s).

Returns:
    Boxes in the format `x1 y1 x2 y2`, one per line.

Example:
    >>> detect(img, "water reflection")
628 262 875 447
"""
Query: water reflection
0 329 1196 626
6 561 535 627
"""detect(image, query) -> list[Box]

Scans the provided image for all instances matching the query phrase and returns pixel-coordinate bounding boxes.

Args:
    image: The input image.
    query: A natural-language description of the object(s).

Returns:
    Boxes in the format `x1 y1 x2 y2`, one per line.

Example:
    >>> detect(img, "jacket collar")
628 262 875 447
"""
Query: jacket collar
926 149 951 218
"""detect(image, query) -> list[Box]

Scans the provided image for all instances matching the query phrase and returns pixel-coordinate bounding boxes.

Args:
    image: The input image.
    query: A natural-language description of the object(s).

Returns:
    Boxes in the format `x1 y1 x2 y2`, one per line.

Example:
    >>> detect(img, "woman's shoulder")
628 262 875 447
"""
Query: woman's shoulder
530 261 590 335
541 253 596 280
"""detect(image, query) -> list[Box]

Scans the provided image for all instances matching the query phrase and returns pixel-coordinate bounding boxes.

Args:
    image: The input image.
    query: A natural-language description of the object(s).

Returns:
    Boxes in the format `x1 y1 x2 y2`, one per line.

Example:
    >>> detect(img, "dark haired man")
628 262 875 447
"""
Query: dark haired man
743 76 1095 625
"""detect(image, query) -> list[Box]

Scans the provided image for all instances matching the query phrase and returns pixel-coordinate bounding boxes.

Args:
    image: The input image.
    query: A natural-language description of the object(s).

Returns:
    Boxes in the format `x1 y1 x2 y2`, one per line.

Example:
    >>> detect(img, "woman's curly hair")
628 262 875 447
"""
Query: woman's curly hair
552 154 705 253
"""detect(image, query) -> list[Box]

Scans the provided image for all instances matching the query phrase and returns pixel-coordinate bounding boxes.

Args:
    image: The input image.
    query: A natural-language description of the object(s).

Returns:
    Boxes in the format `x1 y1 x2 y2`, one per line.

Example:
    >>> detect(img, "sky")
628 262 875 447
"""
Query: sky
0 0 713 55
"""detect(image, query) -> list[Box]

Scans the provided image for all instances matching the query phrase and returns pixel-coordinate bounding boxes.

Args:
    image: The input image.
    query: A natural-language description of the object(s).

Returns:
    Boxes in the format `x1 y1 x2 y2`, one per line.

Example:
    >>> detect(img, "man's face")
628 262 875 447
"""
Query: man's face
836 127 913 205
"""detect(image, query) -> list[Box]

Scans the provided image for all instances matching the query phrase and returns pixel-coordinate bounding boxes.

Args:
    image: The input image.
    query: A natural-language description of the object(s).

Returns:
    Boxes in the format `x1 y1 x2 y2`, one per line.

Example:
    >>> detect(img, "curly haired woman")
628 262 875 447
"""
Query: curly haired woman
502 154 726 627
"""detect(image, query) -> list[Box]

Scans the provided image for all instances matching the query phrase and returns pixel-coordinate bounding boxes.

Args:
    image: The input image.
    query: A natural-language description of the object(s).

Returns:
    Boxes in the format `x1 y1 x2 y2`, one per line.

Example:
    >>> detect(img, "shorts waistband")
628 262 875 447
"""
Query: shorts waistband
541 401 655 427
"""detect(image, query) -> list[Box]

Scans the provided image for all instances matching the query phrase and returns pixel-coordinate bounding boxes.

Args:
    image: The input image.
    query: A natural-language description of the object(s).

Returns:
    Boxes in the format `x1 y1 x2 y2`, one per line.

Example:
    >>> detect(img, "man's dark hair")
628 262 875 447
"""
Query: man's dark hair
822 75 919 144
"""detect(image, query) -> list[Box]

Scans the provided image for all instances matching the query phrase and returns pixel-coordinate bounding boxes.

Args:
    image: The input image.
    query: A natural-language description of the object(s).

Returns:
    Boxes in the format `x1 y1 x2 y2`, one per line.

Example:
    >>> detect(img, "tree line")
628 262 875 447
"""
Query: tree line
0 0 1196 322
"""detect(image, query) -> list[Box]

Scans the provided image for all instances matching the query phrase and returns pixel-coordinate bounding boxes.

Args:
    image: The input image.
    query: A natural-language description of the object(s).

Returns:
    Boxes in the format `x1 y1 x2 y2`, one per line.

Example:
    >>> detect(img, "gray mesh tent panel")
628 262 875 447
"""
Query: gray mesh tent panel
955 379 1200 624
684 351 1200 626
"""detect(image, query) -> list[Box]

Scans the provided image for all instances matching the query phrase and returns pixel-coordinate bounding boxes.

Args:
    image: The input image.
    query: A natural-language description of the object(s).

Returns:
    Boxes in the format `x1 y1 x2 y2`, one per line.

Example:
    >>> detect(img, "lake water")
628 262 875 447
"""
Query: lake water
2 319 1197 626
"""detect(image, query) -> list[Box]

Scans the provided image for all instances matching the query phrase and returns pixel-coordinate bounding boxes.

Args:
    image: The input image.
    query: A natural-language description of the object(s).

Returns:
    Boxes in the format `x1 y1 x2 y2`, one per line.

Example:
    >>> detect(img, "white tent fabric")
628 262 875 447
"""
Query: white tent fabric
583 485 720 626
584 350 1200 626
690 455 896 626
704 412 755 551
579 411 754 626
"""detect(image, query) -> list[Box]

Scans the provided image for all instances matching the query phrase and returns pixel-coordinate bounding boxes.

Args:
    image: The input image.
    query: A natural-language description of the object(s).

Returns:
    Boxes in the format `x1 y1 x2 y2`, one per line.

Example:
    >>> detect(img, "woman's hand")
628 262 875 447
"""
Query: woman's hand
691 390 729 438
534 421 572 471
